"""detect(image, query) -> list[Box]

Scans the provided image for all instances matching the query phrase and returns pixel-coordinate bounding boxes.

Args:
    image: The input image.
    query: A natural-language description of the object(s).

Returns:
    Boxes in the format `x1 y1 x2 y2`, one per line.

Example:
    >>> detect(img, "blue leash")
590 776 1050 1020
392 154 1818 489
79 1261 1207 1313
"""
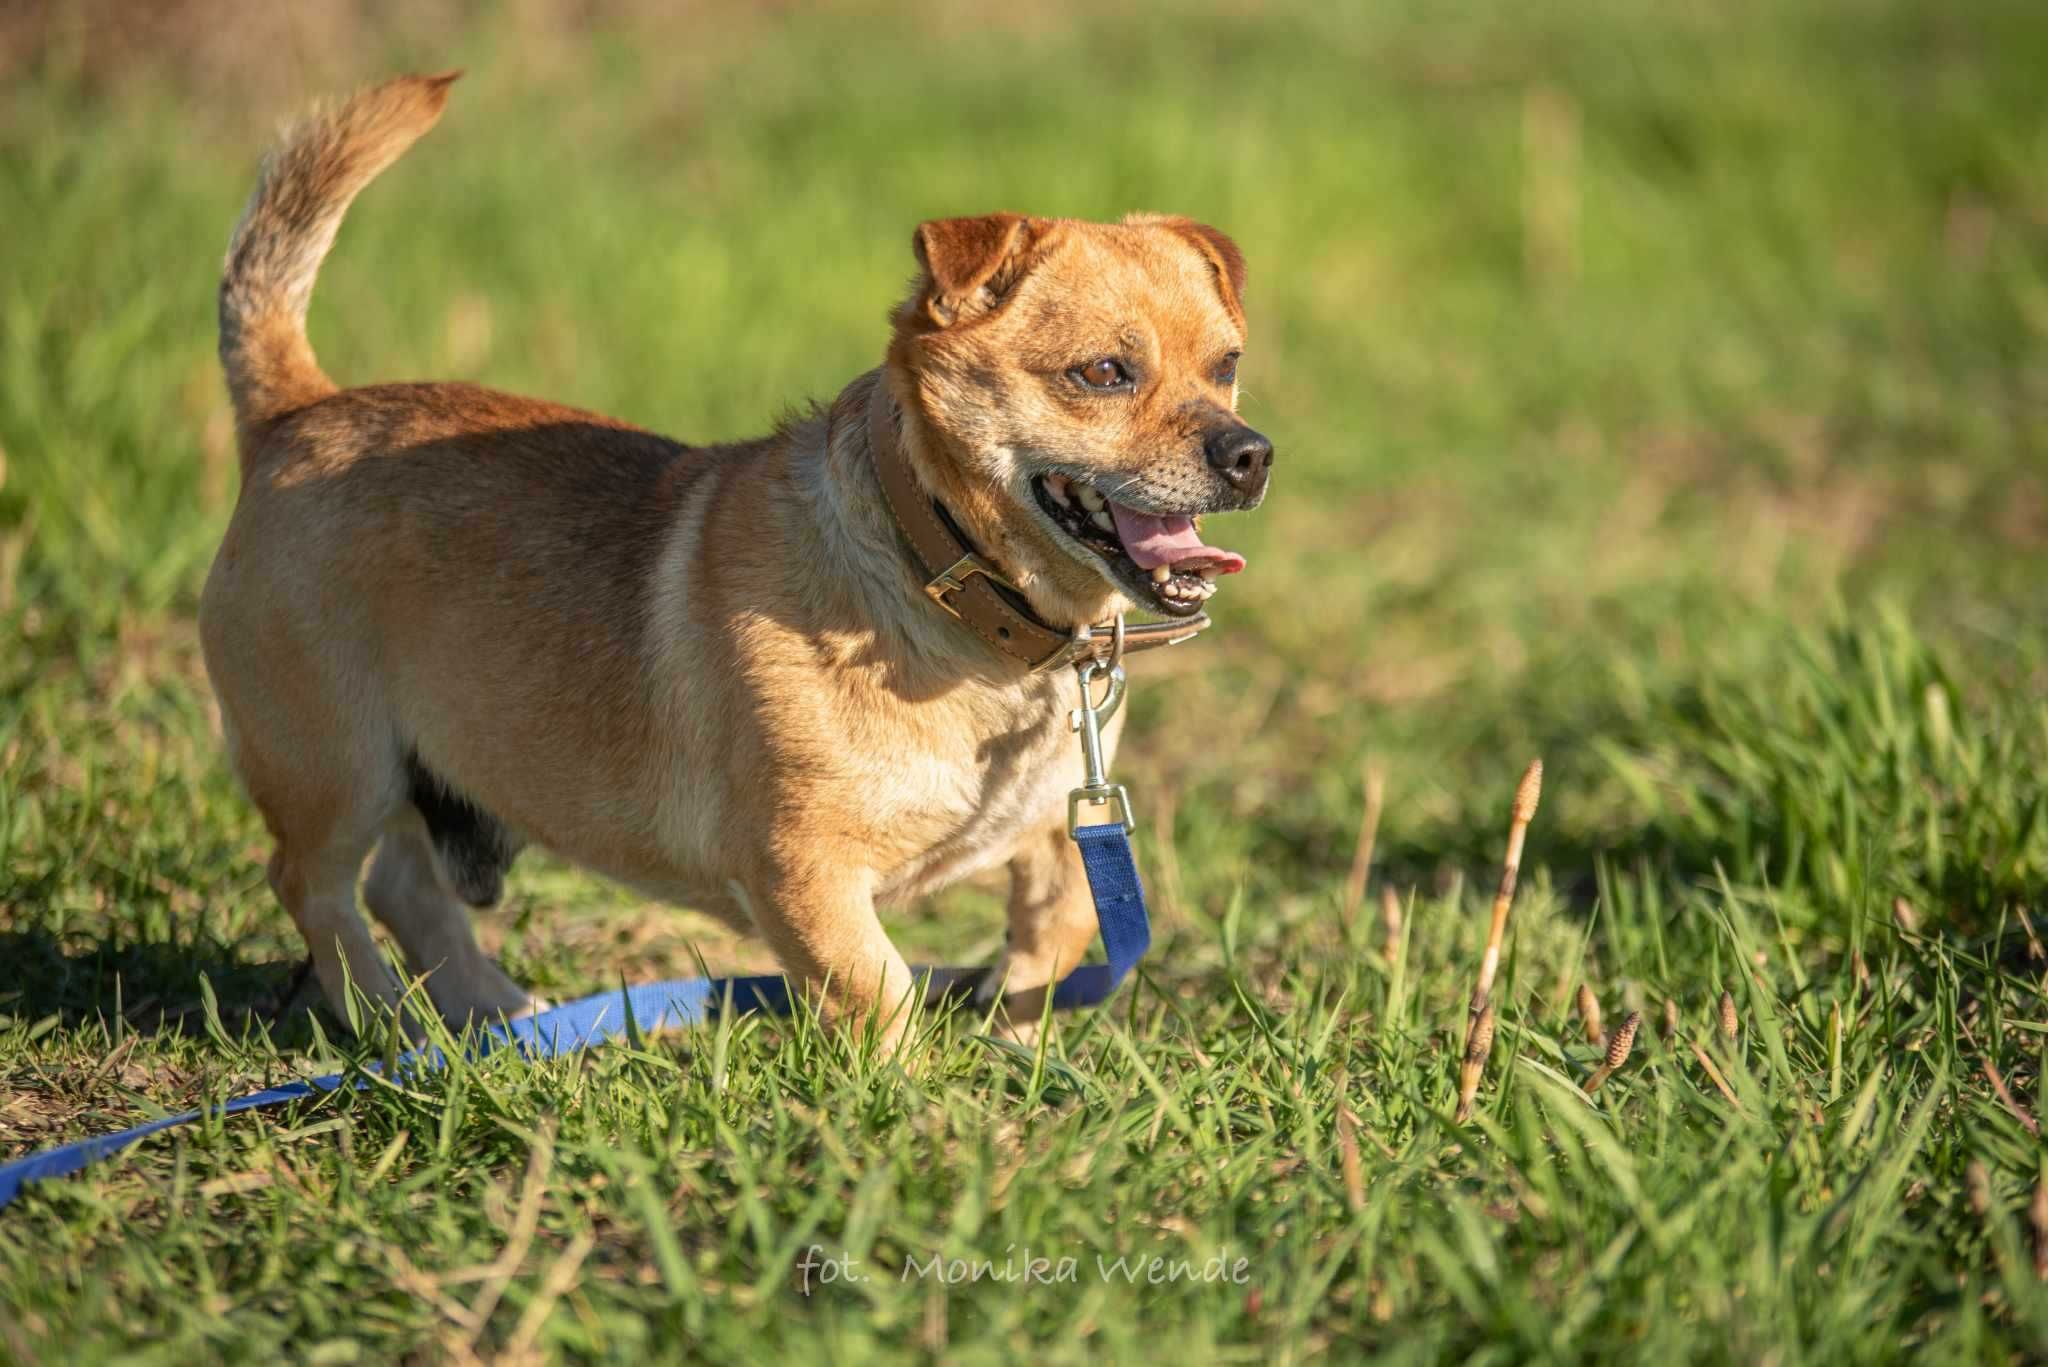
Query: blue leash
0 820 1149 1212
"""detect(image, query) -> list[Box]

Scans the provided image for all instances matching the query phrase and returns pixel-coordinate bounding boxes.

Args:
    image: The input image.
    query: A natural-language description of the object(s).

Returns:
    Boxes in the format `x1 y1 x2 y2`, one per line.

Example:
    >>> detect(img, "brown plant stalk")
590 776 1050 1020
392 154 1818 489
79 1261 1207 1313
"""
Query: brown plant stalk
1689 1041 1743 1113
1342 759 1386 928
1454 1001 1498 1126
1584 1010 1642 1094
1333 1078 1366 1215
1454 759 1542 1124
1380 885 1404 964
1577 983 1605 1050
1981 1056 2042 1138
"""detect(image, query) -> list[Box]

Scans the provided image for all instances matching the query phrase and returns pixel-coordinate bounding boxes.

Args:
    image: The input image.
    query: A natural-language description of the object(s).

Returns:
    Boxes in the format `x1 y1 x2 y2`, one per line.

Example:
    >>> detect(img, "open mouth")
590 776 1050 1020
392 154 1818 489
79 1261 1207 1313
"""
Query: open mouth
1031 473 1247 617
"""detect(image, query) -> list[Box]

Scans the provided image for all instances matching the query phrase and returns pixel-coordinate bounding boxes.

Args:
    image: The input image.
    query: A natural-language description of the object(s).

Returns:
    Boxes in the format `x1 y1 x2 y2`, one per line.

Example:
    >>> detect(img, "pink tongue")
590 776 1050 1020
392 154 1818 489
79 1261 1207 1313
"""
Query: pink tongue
1107 503 1246 575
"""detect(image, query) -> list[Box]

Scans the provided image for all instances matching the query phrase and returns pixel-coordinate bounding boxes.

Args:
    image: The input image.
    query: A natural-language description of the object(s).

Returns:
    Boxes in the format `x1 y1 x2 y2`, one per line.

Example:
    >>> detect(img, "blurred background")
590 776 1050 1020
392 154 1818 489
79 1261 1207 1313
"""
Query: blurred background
2 0 2045 981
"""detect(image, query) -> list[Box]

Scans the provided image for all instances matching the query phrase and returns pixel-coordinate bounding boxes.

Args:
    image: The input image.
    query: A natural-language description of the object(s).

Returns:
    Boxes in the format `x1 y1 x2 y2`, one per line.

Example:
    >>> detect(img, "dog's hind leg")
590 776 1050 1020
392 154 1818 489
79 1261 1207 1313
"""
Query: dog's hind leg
207 661 417 1031
363 808 540 1024
261 797 408 1028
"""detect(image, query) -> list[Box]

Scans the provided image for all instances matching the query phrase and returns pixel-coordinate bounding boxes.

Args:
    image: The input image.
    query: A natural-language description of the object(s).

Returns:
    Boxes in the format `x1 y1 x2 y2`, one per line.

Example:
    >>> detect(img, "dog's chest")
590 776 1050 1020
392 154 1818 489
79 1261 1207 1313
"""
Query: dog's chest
870 685 1096 901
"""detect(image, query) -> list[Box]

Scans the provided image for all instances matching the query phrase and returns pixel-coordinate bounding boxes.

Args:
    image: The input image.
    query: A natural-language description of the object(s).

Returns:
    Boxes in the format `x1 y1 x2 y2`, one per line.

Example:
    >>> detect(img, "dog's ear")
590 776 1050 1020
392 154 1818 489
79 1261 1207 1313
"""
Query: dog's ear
911 213 1042 327
1129 213 1247 327
1178 221 1247 311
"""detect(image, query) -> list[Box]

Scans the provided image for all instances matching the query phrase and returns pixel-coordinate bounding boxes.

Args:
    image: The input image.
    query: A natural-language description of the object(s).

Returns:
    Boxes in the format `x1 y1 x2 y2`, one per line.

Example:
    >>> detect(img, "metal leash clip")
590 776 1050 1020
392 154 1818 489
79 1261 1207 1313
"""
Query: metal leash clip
1068 614 1133 834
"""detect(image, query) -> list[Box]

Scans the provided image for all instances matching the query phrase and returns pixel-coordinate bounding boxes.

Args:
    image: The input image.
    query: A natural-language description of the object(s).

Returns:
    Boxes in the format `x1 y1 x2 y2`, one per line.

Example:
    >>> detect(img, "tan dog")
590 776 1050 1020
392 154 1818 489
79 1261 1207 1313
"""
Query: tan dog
200 74 1271 1045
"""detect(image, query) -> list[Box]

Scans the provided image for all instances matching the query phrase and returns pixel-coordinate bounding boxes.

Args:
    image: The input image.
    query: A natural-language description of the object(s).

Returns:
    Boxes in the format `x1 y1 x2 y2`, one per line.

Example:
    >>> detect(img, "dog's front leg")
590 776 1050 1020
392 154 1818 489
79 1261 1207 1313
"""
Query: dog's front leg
748 861 919 1052
980 821 1102 1044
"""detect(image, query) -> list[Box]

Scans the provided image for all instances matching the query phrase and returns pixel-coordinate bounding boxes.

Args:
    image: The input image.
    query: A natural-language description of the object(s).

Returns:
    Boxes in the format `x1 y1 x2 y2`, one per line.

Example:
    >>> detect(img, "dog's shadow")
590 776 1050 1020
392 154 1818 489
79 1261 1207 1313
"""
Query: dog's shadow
0 927 320 1043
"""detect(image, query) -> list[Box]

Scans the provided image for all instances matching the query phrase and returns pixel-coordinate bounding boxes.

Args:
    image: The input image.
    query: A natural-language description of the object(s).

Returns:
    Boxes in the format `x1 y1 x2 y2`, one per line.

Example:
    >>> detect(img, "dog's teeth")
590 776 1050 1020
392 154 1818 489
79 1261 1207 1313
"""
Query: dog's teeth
1091 510 1114 533
1151 565 1171 584
1077 485 1105 512
1197 567 1217 582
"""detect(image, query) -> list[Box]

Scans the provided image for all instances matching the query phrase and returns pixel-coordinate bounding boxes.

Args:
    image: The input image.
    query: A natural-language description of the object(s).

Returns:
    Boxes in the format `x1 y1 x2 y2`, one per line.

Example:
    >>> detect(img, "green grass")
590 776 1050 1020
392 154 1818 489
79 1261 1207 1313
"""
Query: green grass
5 0 2048 1360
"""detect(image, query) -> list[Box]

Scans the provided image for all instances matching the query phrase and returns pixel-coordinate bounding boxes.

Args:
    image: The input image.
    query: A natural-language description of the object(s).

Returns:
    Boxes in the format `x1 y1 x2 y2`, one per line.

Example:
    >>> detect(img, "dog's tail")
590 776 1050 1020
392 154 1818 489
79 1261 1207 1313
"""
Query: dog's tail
219 72 459 437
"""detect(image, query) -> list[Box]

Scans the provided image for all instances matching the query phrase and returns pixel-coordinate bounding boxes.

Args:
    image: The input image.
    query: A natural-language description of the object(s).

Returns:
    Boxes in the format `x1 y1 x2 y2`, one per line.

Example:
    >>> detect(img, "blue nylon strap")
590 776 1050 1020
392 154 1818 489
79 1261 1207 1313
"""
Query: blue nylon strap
1050 821 1152 1009
0 822 1148 1212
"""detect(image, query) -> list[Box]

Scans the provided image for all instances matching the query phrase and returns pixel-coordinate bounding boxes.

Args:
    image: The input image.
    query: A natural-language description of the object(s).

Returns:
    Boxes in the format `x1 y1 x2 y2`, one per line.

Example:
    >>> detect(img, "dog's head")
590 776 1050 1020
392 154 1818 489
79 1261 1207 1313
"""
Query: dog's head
886 212 1269 625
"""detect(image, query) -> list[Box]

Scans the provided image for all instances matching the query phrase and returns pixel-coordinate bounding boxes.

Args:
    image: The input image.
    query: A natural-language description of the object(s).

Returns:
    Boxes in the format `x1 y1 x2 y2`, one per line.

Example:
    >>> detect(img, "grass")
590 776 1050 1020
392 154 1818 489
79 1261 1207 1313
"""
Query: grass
4 0 2048 1359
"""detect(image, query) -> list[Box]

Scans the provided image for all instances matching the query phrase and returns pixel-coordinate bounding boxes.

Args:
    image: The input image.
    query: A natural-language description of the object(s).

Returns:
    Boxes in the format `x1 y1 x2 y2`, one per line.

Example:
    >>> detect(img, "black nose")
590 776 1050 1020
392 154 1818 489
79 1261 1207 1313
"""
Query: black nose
1204 425 1274 498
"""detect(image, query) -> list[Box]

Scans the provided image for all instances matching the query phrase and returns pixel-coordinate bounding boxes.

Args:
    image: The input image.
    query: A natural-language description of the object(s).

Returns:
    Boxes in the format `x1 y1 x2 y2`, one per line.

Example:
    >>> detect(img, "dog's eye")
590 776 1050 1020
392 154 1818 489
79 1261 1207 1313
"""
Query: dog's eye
1073 358 1130 390
1214 352 1241 386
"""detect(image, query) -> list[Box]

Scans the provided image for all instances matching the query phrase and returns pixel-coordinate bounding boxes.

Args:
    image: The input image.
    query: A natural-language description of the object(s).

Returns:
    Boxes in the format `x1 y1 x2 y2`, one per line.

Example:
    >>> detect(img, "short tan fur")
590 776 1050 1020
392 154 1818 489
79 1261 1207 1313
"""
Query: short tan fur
201 75 1271 1045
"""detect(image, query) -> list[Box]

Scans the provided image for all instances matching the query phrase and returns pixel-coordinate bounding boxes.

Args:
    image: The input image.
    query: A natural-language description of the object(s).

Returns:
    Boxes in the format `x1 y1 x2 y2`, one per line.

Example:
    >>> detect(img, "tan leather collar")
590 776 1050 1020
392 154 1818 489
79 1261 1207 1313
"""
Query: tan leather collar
866 383 1211 673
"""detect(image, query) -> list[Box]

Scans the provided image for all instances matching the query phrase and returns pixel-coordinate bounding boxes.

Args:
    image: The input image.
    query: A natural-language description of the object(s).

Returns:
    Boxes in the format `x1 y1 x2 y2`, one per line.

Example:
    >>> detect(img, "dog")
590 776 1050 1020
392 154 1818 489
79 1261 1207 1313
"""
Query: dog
199 74 1271 1047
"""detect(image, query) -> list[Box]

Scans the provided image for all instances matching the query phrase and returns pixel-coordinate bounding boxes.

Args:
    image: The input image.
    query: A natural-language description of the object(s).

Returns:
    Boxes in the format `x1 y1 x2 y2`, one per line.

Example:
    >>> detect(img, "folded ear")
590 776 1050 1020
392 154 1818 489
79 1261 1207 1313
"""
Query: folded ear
912 213 1041 327
1129 213 1247 326
1179 221 1247 307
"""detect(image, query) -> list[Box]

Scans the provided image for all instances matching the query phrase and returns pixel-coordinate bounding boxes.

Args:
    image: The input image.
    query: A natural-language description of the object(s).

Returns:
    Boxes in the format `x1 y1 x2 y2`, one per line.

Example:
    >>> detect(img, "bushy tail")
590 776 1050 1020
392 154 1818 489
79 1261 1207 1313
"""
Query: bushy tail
219 72 459 438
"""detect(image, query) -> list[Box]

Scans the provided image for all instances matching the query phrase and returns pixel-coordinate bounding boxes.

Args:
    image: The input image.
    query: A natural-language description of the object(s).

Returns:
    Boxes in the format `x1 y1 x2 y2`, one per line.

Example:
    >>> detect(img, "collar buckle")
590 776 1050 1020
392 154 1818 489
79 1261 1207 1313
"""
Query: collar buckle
922 551 1016 621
